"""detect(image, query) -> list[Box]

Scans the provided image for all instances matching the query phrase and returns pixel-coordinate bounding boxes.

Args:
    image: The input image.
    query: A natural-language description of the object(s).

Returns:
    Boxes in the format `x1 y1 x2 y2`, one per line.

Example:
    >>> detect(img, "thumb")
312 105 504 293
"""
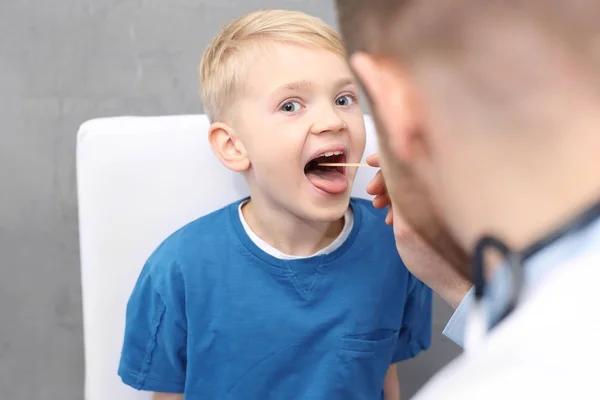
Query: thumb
366 153 380 167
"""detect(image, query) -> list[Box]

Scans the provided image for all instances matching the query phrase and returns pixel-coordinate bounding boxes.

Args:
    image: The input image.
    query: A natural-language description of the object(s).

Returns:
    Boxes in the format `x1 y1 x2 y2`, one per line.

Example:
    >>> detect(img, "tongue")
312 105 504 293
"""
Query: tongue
305 169 348 194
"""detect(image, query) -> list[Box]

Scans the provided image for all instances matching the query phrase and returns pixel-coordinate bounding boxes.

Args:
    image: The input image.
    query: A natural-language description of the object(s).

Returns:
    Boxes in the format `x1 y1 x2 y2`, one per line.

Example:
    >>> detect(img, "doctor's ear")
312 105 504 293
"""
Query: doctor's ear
208 122 251 172
350 52 426 162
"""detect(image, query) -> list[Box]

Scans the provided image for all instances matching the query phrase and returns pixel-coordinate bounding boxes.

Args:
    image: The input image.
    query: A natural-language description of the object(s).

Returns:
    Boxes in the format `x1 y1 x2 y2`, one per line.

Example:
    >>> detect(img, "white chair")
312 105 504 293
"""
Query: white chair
76 114 379 400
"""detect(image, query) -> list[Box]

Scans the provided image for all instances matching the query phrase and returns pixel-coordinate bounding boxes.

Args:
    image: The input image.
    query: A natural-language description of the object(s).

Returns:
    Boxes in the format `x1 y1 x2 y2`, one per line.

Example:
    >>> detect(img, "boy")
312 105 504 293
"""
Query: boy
118 9 432 400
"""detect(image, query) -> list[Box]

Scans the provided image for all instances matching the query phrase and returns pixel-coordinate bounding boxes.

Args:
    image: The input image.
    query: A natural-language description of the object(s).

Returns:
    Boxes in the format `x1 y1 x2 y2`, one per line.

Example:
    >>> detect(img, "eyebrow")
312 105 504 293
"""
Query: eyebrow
280 80 313 92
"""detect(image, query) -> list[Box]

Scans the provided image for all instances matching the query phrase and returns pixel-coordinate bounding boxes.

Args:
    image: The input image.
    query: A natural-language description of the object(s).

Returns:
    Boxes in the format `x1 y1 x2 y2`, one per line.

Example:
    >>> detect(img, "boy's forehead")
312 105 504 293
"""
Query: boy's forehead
242 42 356 93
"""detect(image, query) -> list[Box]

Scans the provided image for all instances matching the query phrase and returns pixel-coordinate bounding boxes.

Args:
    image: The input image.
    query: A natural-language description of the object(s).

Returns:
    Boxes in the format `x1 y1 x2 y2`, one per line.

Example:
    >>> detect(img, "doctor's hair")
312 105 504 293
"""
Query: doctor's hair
335 0 600 64
199 9 346 123
335 0 600 112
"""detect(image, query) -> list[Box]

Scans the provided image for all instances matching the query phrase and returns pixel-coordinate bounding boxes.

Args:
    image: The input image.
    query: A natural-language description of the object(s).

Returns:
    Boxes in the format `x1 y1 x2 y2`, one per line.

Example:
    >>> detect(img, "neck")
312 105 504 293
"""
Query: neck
241 197 345 257
468 128 600 254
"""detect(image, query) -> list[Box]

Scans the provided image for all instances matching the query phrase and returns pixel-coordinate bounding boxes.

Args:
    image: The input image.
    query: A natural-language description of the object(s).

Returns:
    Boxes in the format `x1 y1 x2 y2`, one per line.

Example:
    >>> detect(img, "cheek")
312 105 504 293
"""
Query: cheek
355 129 367 155
241 126 284 160
429 140 477 221
247 138 303 178
379 152 425 215
348 119 367 155
377 154 403 200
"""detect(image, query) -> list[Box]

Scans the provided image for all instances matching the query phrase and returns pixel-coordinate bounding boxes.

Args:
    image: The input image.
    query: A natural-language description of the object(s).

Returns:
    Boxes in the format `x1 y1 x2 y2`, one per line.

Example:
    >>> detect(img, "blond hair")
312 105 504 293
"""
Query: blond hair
199 9 346 123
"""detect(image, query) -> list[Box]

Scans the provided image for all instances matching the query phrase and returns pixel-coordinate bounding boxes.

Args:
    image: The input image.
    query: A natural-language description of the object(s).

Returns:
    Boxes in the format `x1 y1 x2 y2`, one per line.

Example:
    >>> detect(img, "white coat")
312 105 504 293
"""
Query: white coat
414 218 600 399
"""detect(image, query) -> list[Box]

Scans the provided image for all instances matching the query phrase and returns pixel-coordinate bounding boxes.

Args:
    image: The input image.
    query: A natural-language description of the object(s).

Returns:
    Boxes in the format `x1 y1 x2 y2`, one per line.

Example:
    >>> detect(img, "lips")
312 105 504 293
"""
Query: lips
304 150 346 174
304 146 349 195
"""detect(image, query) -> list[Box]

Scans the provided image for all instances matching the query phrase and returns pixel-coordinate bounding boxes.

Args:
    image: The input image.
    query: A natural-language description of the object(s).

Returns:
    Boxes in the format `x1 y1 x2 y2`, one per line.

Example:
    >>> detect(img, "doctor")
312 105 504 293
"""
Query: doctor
334 1 600 398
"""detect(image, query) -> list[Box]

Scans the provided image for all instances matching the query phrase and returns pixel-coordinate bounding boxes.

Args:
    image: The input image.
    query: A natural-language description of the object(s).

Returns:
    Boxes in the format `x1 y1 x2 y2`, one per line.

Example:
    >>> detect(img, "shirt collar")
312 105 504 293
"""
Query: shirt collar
524 215 600 290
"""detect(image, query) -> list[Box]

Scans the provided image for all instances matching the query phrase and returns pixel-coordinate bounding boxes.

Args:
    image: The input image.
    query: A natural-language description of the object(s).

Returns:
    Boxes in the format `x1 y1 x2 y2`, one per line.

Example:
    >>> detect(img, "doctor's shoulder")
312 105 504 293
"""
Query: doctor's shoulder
413 251 600 399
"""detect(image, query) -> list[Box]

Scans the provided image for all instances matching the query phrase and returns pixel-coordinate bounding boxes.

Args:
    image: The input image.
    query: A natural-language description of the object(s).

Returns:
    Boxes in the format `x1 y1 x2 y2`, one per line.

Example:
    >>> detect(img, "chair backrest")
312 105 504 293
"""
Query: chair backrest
76 114 379 399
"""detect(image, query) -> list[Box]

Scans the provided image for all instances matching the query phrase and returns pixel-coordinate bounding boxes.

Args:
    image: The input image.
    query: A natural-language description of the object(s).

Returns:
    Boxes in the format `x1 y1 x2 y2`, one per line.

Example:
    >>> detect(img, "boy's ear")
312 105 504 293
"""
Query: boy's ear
349 52 426 162
208 122 251 172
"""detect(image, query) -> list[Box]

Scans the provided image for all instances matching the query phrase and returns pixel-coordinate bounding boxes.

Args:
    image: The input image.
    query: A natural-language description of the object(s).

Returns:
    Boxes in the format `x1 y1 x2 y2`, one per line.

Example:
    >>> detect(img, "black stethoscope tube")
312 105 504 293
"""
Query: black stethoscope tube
472 197 600 331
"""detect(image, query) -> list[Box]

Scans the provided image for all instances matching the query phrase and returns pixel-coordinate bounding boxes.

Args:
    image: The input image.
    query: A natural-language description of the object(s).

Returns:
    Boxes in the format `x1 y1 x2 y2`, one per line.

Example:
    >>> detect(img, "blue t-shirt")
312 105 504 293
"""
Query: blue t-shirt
119 198 432 399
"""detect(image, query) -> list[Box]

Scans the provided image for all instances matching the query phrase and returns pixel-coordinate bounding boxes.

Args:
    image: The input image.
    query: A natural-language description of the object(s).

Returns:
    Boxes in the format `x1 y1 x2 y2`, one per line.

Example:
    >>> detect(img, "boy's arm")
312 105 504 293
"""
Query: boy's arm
118 259 188 393
385 276 430 400
393 273 433 362
383 364 401 400
153 393 184 400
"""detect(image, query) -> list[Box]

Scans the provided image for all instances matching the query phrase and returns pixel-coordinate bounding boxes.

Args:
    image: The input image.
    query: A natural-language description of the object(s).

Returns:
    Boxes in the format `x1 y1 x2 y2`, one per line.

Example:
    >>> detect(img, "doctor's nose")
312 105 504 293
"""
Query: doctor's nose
310 107 347 135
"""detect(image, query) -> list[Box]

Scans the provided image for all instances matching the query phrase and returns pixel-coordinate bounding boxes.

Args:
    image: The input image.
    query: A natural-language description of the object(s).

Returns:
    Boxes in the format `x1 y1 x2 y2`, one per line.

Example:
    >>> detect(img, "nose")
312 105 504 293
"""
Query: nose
310 106 347 135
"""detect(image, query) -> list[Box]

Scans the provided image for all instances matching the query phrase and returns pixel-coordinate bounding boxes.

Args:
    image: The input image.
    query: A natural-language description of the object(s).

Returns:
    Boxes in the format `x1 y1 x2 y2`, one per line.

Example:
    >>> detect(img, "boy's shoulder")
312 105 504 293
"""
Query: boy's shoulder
351 197 386 216
145 199 243 272
350 197 392 232
348 197 399 254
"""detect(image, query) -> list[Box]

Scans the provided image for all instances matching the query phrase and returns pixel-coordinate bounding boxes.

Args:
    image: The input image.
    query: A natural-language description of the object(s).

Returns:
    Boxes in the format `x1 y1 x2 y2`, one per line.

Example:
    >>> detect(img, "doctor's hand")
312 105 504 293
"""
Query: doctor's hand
390 205 471 308
366 153 471 309
366 154 393 225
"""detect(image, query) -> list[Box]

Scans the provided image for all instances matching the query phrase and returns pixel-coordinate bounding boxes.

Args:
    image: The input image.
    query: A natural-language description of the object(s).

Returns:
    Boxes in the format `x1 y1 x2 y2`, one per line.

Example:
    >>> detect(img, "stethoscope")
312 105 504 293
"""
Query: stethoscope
464 197 600 351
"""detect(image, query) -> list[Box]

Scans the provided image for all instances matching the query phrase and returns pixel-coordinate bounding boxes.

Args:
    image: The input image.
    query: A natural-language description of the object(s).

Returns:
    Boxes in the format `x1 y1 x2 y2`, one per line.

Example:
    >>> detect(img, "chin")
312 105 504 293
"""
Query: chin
304 196 350 223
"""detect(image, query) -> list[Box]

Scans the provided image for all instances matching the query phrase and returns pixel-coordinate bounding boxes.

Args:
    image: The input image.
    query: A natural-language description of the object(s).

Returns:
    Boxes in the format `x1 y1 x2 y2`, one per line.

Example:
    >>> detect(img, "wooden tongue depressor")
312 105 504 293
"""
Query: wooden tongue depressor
317 162 370 167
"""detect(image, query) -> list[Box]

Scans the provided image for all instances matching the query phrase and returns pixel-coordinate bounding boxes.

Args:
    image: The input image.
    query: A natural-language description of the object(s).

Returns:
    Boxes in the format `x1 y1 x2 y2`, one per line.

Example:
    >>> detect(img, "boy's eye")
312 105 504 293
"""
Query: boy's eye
281 101 302 113
335 95 355 106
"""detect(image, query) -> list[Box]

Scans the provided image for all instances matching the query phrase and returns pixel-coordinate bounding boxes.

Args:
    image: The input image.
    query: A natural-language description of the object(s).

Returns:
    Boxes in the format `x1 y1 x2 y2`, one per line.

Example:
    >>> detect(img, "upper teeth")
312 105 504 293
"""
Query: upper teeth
318 150 343 158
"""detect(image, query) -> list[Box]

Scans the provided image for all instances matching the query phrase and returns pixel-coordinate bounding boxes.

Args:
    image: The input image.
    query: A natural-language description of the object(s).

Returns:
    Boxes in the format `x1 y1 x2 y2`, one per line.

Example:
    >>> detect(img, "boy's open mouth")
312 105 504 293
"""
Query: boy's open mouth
303 150 348 195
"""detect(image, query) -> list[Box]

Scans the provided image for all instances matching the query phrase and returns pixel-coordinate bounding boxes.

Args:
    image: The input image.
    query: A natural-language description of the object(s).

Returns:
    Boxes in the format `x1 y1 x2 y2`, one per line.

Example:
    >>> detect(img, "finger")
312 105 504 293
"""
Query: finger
366 170 387 195
373 193 391 209
385 206 393 225
366 153 380 168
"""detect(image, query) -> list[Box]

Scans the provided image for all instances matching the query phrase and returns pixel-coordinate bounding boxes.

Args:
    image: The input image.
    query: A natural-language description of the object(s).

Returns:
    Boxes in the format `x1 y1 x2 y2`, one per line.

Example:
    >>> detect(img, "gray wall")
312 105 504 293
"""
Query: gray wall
0 1 460 398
